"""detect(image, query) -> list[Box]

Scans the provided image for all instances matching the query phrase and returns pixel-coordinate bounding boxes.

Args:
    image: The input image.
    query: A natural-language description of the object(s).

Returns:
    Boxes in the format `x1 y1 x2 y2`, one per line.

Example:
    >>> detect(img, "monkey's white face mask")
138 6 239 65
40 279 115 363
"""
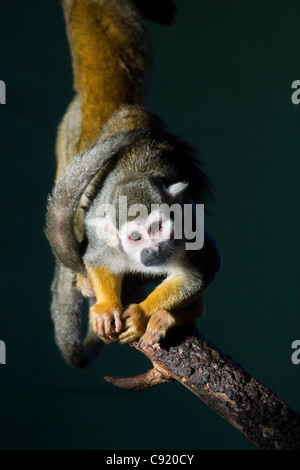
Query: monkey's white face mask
85 182 190 269
87 208 174 268
120 209 174 267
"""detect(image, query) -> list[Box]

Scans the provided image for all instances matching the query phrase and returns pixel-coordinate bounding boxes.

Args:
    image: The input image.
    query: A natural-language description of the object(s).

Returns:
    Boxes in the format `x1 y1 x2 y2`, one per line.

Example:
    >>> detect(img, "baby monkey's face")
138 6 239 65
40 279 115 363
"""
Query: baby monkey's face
120 209 174 268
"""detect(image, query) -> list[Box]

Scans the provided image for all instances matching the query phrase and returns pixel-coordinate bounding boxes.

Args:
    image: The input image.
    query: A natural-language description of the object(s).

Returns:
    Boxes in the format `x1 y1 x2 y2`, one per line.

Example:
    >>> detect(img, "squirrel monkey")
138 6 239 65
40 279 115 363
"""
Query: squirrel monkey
45 0 221 368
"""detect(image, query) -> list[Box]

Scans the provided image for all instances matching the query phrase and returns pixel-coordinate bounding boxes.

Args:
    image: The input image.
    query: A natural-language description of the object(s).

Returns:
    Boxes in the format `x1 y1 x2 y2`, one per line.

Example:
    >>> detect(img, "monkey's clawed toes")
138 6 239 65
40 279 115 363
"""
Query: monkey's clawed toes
90 302 123 343
138 308 176 350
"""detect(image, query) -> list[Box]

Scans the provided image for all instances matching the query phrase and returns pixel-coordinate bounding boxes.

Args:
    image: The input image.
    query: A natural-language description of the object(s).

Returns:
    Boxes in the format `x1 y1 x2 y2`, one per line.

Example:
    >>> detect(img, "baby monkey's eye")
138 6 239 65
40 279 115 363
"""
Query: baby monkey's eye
129 231 142 241
149 220 162 234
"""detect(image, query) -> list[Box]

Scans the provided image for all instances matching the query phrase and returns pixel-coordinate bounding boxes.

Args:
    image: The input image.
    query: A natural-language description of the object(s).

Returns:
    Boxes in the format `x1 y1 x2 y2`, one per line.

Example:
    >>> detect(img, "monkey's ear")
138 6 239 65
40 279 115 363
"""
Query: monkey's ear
86 217 119 248
166 182 189 199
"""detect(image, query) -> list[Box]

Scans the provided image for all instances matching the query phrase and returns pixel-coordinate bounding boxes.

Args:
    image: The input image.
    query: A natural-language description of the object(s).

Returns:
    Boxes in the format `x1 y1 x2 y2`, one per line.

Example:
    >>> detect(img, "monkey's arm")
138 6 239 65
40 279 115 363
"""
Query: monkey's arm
119 232 221 347
119 269 204 347
85 265 123 343
141 271 202 313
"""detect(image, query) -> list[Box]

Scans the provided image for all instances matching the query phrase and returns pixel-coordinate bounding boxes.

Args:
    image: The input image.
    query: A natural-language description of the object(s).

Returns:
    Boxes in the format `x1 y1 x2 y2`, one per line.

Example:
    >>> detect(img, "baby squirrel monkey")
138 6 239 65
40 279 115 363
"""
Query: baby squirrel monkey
45 0 221 368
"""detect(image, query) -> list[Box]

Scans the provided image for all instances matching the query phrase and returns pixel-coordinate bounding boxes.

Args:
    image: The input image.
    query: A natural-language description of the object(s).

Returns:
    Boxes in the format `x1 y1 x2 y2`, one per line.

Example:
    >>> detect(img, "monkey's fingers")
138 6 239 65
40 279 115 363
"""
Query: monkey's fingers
90 312 114 343
119 304 148 344
90 302 122 342
90 314 113 344
103 311 122 337
108 312 122 334
118 316 141 344
118 327 140 344
138 308 175 350
137 330 160 350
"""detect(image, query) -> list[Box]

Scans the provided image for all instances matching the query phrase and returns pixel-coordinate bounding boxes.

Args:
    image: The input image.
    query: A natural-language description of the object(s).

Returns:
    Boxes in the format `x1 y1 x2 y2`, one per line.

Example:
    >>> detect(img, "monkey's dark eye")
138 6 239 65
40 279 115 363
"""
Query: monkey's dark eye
129 231 142 241
149 220 162 234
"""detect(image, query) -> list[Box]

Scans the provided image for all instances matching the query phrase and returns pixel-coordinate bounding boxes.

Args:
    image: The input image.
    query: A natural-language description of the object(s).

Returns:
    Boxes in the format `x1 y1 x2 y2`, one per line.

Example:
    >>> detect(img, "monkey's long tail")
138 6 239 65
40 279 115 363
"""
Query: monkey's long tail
61 0 176 154
51 262 103 369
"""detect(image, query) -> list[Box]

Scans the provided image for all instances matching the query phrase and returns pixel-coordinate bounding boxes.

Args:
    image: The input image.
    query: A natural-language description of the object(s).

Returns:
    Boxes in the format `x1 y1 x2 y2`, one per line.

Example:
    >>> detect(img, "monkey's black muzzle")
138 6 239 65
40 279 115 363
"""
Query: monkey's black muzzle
140 242 172 267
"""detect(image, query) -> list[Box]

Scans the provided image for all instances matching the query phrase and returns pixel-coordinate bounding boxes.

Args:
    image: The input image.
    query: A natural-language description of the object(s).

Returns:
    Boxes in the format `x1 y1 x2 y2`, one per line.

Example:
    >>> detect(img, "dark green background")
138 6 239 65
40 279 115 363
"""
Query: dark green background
0 0 299 450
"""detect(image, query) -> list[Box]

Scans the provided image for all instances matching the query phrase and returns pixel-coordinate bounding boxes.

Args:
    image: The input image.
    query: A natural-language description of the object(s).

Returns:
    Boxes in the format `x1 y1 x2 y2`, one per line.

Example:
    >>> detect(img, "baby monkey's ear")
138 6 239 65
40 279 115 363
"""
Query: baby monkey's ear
86 216 120 248
165 182 189 199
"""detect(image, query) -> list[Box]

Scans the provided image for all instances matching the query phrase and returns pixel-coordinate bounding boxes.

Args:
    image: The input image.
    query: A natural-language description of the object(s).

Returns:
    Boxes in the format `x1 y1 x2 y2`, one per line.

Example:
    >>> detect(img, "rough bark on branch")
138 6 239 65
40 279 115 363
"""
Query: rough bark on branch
105 325 300 450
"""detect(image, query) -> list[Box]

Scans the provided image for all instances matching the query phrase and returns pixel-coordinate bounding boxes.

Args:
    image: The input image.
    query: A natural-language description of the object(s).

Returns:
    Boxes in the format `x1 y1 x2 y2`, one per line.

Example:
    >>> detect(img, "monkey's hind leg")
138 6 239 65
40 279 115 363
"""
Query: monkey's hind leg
51 262 103 368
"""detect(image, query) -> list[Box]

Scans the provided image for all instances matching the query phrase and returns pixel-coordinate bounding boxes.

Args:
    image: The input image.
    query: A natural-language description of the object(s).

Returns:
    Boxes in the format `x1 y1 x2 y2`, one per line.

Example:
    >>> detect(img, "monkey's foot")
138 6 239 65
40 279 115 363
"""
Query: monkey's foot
118 304 148 344
90 302 122 343
76 273 95 298
137 308 176 350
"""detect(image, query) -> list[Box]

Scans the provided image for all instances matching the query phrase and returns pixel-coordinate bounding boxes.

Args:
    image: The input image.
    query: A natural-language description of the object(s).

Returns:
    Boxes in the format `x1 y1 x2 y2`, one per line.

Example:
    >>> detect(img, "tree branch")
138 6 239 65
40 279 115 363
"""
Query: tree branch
105 366 173 393
104 325 300 450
